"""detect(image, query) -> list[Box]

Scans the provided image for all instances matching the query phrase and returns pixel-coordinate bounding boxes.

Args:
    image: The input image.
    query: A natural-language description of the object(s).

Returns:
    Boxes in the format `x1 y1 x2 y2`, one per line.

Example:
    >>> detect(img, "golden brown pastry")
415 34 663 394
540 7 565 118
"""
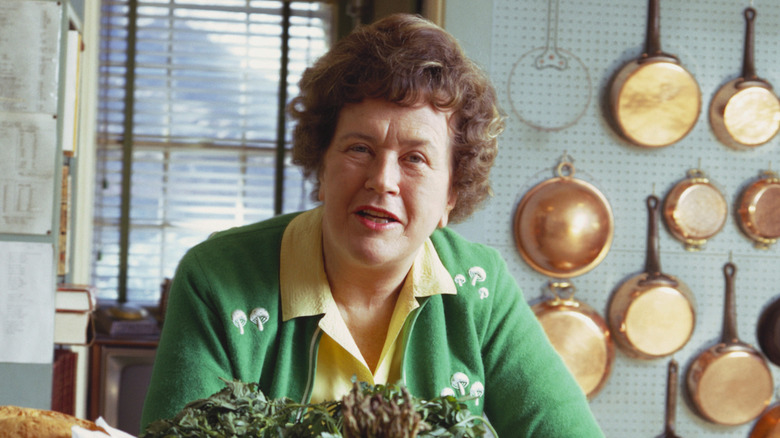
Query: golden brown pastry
0 405 105 438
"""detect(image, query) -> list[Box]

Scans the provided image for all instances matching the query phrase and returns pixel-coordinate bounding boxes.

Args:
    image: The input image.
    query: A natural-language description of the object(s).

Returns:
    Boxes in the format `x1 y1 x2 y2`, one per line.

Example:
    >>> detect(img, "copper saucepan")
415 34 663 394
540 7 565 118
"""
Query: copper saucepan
686 262 773 426
657 359 681 438
532 281 614 399
710 7 780 150
736 170 780 249
662 168 728 251
513 160 614 278
608 195 695 359
608 0 701 148
757 294 780 367
750 399 780 438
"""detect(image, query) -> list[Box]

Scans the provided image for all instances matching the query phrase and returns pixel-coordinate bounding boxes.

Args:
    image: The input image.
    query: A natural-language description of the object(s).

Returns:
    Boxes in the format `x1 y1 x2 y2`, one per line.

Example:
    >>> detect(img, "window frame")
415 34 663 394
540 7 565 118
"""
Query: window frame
93 0 333 303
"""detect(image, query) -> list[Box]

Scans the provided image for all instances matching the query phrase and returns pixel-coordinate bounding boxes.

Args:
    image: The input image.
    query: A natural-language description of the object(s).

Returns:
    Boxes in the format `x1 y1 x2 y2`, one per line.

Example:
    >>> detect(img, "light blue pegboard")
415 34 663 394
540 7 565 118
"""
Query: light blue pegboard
487 0 780 436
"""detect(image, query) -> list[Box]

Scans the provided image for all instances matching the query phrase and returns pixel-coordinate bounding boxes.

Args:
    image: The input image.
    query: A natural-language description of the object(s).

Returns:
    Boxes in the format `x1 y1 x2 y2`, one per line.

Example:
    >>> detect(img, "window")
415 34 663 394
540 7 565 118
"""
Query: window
93 0 332 302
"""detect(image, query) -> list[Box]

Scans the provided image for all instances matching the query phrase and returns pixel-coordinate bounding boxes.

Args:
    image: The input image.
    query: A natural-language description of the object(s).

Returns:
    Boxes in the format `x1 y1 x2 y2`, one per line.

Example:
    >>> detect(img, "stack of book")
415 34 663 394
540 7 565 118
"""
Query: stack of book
54 284 96 345
94 304 160 337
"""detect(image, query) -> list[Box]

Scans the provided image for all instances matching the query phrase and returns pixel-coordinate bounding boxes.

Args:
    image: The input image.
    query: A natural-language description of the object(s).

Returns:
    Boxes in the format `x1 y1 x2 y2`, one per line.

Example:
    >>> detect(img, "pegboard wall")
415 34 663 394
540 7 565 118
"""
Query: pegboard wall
477 0 780 436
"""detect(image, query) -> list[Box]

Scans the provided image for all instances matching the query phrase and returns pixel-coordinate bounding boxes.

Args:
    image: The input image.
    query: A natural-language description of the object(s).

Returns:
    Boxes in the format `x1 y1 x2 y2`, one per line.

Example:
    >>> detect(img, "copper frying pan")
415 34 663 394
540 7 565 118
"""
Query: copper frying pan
513 160 614 278
608 195 695 359
757 294 780 367
532 281 614 399
710 7 780 149
608 0 701 148
750 401 780 438
686 262 773 426
736 170 780 249
662 169 728 251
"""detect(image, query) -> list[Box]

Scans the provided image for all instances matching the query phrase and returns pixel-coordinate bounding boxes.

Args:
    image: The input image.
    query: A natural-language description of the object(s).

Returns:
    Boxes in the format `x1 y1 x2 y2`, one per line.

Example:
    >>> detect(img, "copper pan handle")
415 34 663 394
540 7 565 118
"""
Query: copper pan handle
721 262 740 344
641 195 678 286
642 0 677 63
741 8 757 81
665 359 678 435
645 0 662 56
645 195 662 273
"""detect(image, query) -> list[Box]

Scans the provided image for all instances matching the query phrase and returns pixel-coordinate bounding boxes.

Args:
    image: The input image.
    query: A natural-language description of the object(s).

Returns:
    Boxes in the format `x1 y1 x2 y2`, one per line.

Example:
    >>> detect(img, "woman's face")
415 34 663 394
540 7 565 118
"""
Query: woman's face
319 98 456 272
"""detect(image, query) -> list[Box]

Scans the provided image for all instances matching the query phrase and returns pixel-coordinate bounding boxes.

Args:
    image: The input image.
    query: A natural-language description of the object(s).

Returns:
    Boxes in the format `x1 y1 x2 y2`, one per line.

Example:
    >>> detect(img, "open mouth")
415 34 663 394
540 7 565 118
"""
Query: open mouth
357 209 398 224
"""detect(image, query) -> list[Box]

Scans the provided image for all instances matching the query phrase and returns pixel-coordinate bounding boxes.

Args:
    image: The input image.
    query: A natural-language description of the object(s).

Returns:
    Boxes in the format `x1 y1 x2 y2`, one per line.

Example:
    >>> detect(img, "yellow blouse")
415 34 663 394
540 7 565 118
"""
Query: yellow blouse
279 207 456 403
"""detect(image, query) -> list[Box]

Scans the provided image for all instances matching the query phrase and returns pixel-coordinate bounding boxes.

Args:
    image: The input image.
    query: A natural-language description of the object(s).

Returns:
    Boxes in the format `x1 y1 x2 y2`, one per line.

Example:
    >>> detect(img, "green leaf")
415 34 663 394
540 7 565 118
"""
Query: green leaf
140 379 495 438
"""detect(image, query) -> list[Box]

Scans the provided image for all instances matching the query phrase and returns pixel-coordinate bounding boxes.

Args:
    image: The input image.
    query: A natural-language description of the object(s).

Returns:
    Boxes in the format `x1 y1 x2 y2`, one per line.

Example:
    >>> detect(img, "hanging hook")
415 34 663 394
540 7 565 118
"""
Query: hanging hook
554 150 575 178
548 281 576 300
557 150 574 166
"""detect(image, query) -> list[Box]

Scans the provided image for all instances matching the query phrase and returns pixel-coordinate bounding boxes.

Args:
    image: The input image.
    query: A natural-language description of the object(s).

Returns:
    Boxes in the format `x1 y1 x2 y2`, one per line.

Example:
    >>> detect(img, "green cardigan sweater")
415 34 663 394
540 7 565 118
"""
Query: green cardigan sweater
140 211 604 437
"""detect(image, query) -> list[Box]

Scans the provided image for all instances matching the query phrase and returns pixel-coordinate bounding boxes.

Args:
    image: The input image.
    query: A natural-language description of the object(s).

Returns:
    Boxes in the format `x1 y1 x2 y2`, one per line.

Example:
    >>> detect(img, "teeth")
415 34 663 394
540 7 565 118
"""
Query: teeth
360 210 394 223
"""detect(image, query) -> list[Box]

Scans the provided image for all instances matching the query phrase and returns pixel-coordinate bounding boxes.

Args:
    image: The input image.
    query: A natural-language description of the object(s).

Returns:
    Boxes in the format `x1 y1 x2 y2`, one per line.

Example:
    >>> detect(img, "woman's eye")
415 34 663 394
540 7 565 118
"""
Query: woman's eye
349 145 370 154
405 153 425 164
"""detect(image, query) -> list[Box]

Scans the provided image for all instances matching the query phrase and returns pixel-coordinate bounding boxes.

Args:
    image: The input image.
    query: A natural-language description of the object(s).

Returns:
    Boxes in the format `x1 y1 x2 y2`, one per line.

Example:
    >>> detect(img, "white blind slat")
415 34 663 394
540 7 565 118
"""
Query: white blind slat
93 0 329 301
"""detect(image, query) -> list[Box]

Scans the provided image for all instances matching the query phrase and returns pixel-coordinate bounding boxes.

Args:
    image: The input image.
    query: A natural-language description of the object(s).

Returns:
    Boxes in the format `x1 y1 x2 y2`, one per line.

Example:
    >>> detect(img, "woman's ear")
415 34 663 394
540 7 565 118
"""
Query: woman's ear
316 166 326 202
438 193 457 228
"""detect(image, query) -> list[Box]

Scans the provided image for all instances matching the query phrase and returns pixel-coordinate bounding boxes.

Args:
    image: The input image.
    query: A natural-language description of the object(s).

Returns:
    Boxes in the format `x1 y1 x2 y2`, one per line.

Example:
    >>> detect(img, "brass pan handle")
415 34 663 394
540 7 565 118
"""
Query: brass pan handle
665 359 679 436
740 7 758 82
721 262 740 345
640 195 679 287
645 0 662 56
643 196 662 273
641 0 678 63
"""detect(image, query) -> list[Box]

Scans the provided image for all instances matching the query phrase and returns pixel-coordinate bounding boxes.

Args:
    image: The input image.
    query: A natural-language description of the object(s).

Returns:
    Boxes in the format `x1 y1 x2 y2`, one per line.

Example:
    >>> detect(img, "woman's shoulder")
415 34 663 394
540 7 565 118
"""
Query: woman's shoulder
169 213 306 306
430 226 503 266
192 212 302 252
430 227 519 302
211 211 302 241
174 212 304 274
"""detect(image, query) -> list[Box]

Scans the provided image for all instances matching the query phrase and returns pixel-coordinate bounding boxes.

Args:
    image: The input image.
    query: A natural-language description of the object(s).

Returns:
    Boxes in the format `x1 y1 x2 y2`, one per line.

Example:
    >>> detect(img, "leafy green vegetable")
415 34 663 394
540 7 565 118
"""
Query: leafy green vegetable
341 381 425 437
141 378 496 437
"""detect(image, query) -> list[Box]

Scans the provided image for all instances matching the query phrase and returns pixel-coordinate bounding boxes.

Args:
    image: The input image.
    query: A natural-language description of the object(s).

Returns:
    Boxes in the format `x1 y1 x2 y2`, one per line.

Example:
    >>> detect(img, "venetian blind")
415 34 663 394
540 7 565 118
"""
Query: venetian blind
93 0 331 302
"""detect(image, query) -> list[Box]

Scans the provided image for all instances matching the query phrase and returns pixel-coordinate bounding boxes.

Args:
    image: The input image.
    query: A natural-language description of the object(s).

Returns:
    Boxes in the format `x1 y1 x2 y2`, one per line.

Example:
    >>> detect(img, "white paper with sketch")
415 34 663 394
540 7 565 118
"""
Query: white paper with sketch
0 241 54 364
0 113 57 235
0 0 61 114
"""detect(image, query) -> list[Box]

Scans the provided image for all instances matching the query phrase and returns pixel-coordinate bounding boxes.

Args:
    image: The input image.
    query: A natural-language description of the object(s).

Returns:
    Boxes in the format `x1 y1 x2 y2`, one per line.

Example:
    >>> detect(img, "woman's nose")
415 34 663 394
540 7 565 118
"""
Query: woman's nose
365 155 400 195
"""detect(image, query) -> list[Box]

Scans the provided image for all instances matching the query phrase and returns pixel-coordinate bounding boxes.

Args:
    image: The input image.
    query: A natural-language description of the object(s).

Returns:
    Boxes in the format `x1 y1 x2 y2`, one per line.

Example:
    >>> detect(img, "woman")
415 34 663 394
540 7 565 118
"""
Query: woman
141 13 604 437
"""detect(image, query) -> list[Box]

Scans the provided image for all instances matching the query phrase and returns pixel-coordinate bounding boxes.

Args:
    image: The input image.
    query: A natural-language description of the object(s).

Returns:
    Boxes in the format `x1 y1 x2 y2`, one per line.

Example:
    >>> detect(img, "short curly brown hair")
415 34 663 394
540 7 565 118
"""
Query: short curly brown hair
289 13 504 223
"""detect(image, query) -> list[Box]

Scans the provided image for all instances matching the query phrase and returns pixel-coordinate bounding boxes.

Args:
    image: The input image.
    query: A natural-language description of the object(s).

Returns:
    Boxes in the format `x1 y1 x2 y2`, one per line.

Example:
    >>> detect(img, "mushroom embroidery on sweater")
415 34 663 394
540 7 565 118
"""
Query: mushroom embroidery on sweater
439 372 484 405
454 267 490 300
249 307 270 331
470 381 485 405
232 309 247 335
440 387 456 397
451 372 470 395
468 266 486 286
